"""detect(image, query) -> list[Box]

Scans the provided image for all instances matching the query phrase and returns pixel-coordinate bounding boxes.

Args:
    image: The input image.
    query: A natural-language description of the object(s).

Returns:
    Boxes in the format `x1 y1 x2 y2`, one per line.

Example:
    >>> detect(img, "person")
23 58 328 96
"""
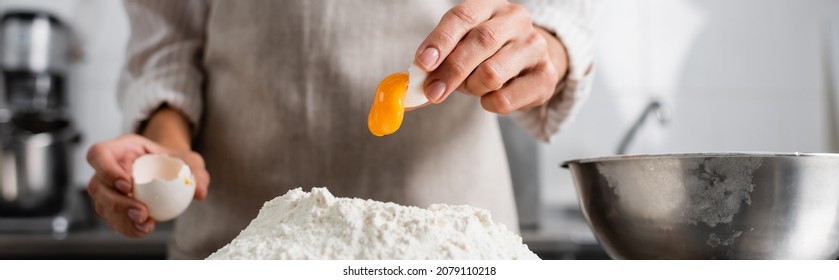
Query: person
86 0 595 259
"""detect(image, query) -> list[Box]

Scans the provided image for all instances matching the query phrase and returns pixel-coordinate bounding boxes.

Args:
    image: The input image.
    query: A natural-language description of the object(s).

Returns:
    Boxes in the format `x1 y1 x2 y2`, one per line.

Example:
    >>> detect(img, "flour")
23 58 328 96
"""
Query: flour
207 187 539 260
681 157 762 227
596 156 763 227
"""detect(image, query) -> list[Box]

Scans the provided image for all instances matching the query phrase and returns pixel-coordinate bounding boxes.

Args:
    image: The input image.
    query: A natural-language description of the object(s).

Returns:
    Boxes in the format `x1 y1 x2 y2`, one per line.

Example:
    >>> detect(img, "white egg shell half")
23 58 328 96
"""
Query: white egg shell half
132 154 196 222
405 63 430 109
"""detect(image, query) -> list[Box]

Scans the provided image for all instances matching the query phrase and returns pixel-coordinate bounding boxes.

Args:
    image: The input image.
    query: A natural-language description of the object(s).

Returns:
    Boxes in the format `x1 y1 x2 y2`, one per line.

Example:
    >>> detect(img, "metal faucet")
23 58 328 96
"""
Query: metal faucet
616 100 671 155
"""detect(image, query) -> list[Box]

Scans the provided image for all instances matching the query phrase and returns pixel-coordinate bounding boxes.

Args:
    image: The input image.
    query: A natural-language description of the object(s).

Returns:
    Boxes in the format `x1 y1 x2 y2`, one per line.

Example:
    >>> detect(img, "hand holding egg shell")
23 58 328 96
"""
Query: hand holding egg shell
132 154 196 221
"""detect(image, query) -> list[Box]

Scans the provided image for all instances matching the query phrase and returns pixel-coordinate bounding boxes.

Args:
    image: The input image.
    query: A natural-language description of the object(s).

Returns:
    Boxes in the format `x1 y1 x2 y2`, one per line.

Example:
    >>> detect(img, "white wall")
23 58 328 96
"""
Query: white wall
542 0 839 206
0 0 128 189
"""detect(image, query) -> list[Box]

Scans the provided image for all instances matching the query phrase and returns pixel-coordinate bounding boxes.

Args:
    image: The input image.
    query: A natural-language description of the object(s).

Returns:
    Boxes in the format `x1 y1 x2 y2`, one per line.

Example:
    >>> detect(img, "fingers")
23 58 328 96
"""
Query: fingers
86 134 167 238
414 0 501 71
88 176 155 238
480 61 559 115
116 135 167 180
178 151 210 200
414 1 560 114
87 134 165 192
424 8 532 103
113 179 132 194
193 168 210 200
86 134 209 239
465 32 545 96
87 142 131 186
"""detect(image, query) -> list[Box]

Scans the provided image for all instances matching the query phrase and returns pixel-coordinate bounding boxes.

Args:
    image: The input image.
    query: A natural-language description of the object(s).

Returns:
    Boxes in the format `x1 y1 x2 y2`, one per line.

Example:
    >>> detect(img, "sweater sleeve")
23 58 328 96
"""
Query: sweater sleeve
513 0 597 142
118 0 208 133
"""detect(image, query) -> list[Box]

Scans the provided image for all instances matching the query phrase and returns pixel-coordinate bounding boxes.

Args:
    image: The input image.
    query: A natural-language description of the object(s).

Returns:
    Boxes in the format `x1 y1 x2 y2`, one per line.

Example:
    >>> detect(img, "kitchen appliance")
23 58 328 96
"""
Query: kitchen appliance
562 152 839 259
1 10 74 115
0 10 82 221
0 118 80 216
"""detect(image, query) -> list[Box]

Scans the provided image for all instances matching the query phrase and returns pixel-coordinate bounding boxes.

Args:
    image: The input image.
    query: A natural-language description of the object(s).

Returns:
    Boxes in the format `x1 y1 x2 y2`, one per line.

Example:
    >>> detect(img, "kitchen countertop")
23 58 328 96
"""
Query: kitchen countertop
521 205 610 259
0 190 172 259
1 209 607 260
0 221 172 259
0 191 606 259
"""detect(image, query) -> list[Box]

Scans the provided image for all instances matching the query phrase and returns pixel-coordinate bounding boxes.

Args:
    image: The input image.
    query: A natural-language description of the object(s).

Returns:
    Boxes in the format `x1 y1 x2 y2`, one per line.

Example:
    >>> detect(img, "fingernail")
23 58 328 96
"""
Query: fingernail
134 222 146 232
418 47 439 70
127 208 142 222
425 80 446 103
115 180 131 193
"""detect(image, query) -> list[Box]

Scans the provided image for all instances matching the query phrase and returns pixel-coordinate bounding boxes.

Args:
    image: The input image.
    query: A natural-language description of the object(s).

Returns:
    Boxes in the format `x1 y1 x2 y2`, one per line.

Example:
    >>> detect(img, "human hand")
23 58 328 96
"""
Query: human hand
86 134 210 237
415 0 568 114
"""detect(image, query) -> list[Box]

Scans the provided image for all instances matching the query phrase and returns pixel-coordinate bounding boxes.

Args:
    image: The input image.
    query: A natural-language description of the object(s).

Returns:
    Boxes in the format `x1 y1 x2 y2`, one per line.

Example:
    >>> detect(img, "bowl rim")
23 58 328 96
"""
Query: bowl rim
560 152 839 168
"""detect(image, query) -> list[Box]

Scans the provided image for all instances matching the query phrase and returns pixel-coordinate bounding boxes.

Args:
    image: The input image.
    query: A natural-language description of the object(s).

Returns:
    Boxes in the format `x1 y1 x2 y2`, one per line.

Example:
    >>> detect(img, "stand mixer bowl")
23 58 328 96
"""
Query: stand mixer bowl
562 153 839 259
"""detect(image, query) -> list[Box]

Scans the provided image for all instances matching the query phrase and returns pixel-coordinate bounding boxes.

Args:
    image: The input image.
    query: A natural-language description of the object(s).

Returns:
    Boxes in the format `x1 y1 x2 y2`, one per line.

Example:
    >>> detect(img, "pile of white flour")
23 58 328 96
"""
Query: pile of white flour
207 187 539 260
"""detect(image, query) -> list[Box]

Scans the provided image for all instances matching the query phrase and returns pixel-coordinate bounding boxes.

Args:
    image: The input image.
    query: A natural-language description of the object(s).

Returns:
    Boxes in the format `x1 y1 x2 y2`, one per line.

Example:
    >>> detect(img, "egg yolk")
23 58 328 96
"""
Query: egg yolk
368 72 409 137
184 177 191 186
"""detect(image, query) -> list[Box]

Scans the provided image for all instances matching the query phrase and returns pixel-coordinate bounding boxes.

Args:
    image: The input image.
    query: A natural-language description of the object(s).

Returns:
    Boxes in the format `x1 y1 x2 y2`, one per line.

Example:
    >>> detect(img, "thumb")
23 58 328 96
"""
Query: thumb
87 143 132 185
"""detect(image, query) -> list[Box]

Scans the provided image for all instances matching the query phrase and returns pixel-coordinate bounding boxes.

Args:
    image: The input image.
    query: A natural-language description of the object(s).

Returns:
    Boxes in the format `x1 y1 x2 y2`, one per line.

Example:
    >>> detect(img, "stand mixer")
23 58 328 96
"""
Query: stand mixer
0 9 88 235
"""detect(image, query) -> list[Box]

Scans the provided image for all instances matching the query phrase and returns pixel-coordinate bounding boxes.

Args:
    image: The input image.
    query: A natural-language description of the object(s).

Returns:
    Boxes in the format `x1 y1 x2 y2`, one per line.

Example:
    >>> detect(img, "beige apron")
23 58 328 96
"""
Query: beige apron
169 0 517 259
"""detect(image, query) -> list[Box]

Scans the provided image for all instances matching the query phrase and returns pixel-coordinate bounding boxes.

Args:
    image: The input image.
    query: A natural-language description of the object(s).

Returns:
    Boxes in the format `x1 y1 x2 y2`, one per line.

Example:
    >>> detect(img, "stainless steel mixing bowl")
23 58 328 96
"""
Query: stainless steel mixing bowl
562 153 839 259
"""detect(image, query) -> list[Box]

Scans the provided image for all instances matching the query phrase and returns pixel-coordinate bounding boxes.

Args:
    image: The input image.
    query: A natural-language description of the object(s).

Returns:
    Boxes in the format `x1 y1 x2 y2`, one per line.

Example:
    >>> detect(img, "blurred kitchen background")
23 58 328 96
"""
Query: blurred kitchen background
1 0 838 259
